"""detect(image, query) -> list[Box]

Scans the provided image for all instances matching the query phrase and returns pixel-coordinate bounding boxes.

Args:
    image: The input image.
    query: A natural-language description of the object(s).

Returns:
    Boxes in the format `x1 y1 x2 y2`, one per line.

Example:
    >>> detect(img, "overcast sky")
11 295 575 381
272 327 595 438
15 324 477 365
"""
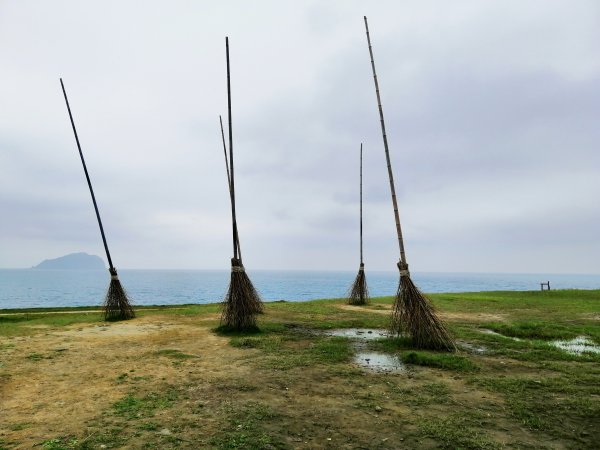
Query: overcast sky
1 0 598 273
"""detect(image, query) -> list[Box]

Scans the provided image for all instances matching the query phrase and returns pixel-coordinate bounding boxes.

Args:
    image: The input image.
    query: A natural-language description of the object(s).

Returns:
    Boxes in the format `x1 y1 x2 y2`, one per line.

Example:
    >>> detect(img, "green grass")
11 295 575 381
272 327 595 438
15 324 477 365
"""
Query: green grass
26 352 47 361
484 320 599 341
402 351 480 372
228 325 353 371
210 401 283 450
38 437 79 450
426 289 600 319
113 388 179 420
419 414 502 449
472 372 600 434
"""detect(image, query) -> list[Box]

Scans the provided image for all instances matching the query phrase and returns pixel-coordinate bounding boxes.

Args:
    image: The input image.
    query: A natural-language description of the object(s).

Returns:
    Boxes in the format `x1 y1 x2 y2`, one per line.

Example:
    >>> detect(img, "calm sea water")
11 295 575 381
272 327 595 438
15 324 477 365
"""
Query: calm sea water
0 269 599 310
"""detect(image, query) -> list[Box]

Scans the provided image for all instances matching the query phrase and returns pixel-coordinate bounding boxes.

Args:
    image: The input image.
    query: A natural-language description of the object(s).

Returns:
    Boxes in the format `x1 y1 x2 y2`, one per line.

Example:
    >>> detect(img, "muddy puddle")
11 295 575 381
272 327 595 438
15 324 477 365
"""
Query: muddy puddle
324 328 406 373
354 351 405 373
457 341 487 354
325 328 389 340
551 336 600 355
479 329 600 356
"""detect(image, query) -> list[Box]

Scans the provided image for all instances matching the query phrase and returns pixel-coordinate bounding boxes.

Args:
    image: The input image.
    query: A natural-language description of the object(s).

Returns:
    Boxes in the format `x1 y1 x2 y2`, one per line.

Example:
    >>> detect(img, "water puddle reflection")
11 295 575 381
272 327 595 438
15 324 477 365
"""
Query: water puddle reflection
354 351 405 373
325 328 389 340
551 336 600 355
324 328 406 373
457 341 487 354
479 329 521 341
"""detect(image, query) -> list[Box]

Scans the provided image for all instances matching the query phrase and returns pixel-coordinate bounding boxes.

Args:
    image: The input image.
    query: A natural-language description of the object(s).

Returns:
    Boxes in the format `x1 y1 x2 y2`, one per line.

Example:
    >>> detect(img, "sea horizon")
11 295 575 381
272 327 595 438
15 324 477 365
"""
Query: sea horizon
3 267 600 276
1 268 599 311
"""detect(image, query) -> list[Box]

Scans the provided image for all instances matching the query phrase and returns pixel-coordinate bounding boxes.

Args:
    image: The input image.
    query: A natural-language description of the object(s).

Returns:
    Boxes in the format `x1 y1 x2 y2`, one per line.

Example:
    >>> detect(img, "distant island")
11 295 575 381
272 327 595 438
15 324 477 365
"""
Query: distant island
33 253 106 270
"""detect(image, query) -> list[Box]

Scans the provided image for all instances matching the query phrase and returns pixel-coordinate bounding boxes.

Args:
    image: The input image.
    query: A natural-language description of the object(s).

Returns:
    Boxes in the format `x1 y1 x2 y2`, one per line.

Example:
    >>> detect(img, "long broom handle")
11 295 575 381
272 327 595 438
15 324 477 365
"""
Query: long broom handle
219 115 232 189
60 78 115 271
219 115 242 262
364 16 407 265
360 143 364 266
226 37 240 262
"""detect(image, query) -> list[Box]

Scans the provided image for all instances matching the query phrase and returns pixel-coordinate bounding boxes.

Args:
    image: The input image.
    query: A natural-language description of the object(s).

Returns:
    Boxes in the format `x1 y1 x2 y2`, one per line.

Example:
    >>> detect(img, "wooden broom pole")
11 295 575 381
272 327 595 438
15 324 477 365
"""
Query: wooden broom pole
363 16 408 267
219 115 242 262
360 143 364 266
60 78 115 271
226 37 240 262
219 115 232 189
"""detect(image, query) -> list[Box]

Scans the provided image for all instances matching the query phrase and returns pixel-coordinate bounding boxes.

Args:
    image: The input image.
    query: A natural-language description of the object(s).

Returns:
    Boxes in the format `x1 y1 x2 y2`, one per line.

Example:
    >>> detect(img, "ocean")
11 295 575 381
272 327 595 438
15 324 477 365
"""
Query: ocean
0 269 599 310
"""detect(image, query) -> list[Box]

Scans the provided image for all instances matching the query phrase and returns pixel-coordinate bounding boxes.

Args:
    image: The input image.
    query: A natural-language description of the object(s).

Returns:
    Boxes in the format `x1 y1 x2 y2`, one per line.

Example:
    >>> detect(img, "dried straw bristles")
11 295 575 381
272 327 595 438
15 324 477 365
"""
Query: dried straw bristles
103 268 135 321
220 259 263 331
348 265 369 305
390 265 455 351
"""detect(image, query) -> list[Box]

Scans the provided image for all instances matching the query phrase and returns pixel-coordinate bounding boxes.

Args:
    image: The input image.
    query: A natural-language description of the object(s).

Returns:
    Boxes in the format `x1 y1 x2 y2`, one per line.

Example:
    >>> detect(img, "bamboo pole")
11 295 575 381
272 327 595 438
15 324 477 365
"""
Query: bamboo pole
363 16 408 269
60 78 114 271
60 78 133 321
359 143 364 266
226 37 240 262
219 114 242 262
362 17 454 350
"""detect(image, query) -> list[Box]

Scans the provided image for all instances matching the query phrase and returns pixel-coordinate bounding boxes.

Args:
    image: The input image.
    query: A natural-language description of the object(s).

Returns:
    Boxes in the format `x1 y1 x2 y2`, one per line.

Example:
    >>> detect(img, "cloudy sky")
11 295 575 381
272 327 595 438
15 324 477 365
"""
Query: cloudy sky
1 0 598 273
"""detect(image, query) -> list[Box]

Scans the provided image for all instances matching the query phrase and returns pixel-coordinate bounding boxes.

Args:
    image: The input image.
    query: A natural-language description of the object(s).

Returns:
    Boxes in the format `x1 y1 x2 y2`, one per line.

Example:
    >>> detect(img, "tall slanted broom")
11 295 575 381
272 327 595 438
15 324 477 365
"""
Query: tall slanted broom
60 79 134 322
219 37 263 331
348 143 369 305
363 18 454 350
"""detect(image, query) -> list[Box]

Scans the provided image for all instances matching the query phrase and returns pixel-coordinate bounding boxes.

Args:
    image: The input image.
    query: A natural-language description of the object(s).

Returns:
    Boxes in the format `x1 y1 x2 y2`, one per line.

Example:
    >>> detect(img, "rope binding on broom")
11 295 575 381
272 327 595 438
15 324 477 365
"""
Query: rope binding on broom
397 261 410 277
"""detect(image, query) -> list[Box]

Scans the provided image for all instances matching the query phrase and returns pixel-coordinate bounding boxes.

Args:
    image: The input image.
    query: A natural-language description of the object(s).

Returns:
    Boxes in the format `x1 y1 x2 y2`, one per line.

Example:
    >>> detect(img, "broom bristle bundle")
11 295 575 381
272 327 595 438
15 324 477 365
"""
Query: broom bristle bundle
220 259 263 331
348 266 369 305
103 270 135 321
390 273 455 351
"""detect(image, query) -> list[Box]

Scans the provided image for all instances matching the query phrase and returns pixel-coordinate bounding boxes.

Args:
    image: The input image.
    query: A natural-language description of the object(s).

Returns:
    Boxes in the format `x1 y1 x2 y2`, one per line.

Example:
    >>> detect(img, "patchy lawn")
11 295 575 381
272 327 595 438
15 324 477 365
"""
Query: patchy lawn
0 290 598 449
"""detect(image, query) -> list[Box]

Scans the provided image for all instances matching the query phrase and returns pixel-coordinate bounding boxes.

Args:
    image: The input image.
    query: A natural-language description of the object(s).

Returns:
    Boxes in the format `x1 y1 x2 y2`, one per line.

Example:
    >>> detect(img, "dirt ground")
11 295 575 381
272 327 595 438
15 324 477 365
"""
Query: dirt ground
0 310 594 449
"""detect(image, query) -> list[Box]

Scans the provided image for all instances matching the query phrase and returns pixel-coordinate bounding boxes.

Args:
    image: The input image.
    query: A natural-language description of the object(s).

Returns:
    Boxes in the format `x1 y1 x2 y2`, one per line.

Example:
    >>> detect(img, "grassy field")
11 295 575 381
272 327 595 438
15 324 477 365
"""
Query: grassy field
0 290 598 449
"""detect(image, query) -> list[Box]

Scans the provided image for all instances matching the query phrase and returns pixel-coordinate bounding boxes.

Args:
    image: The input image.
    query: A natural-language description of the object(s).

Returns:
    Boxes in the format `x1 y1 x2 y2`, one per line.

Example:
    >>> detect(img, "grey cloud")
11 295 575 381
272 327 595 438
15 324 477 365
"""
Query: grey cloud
0 0 598 273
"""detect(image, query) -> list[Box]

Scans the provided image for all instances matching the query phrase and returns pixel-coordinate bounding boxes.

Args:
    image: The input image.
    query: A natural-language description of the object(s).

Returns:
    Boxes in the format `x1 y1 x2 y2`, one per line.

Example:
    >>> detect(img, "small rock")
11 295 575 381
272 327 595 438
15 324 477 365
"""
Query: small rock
375 406 382 412
159 428 172 435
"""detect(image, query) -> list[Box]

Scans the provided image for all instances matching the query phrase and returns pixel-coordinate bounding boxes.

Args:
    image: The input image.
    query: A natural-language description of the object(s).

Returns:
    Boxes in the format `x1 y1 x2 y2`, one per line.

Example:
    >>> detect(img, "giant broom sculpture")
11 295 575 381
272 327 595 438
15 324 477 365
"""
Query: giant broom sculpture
363 17 454 350
220 37 263 331
60 79 134 321
347 143 369 305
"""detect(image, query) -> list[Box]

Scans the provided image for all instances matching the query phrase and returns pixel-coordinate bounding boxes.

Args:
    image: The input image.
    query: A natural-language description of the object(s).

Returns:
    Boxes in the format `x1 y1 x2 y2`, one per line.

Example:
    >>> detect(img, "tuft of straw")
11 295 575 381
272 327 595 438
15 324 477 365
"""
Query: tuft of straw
103 268 135 321
220 258 263 331
390 262 455 351
348 264 369 305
